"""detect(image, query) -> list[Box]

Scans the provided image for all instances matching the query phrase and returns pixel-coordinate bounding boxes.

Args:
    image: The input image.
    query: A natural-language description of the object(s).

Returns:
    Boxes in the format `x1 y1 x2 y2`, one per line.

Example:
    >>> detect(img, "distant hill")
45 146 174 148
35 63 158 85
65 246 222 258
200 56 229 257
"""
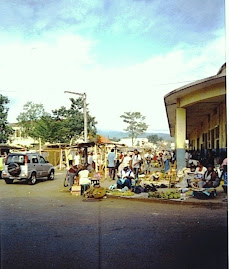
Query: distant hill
97 129 173 141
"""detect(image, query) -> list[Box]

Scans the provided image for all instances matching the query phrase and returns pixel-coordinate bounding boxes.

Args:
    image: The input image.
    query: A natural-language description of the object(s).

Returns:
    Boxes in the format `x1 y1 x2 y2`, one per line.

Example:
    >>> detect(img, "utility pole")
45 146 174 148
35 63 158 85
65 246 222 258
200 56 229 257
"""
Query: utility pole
64 91 88 143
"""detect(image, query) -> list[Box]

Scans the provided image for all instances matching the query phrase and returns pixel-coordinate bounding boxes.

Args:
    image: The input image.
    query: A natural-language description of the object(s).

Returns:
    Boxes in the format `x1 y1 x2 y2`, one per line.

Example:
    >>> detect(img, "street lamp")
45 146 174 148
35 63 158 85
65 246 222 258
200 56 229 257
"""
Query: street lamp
64 91 88 143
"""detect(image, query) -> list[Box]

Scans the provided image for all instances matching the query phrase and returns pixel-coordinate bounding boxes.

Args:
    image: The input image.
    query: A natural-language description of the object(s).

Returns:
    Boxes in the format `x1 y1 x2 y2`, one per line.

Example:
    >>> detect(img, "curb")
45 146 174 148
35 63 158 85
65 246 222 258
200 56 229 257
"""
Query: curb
106 194 227 208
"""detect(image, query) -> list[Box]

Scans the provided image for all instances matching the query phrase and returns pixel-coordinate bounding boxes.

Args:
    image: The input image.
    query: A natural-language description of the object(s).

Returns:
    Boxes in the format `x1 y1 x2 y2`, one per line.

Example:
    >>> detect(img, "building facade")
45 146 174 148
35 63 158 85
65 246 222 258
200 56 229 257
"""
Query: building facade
8 124 39 148
164 63 226 170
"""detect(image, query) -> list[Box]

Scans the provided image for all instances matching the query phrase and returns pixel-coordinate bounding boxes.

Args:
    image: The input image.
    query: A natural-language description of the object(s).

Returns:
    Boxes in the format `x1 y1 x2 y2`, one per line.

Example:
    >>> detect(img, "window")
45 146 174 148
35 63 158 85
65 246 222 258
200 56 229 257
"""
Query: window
6 155 25 165
203 133 207 149
211 129 215 149
215 126 219 139
39 156 46 164
31 156 39 163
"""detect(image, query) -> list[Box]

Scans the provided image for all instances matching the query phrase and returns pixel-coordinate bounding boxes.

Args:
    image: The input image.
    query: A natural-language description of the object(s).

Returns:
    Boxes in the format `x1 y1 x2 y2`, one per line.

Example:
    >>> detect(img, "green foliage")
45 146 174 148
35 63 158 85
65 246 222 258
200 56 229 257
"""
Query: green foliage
16 98 97 143
147 134 163 144
0 94 13 143
52 98 97 143
16 102 47 137
120 112 148 146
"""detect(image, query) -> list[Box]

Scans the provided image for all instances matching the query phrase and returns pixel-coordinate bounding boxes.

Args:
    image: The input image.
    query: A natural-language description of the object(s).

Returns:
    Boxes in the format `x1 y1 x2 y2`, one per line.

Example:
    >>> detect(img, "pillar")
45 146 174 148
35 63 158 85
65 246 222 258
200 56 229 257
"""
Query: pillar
175 108 186 170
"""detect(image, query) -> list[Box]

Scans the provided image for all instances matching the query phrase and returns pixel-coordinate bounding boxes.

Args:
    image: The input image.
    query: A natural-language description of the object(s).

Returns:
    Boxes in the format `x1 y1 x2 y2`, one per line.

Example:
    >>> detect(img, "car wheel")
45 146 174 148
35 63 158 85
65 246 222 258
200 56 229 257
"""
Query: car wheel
28 173 37 185
8 162 21 176
48 170 55 180
5 179 14 184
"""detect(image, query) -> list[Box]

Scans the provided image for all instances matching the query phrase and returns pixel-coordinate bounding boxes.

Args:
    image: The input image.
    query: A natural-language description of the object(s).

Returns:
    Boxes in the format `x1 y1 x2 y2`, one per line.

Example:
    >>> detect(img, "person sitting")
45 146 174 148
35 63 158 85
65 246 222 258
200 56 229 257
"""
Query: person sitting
194 161 207 179
117 166 135 190
190 161 207 188
78 165 91 195
176 163 196 188
198 164 220 188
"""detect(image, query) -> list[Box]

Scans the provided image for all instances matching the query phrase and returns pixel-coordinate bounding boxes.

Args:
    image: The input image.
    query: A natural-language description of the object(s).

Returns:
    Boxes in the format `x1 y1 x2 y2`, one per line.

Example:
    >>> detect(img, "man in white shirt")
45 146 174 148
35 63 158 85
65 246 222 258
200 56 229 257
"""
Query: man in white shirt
117 166 135 190
87 152 94 172
107 149 116 180
74 152 80 166
132 149 142 179
118 152 131 172
144 150 152 175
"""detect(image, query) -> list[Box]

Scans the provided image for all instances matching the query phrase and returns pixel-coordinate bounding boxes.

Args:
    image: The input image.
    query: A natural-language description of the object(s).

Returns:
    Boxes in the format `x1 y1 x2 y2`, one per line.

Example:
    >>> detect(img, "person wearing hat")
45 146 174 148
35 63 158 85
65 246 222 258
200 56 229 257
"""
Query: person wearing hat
116 166 135 190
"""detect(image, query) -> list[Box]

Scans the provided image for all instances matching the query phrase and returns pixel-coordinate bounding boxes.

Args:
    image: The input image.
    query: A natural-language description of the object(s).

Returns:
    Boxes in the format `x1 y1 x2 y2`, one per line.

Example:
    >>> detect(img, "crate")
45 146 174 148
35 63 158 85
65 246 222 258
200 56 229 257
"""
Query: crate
71 185 81 196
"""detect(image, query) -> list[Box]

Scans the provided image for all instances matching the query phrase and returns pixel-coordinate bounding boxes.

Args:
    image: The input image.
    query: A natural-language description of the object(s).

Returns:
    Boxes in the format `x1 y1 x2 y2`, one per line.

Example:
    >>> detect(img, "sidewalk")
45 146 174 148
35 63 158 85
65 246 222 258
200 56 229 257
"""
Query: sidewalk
100 177 228 208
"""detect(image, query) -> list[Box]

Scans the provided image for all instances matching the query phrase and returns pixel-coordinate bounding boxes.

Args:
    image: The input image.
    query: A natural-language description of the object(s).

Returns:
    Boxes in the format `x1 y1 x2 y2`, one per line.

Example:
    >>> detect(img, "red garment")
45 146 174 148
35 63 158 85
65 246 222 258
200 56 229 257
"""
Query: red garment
69 165 78 174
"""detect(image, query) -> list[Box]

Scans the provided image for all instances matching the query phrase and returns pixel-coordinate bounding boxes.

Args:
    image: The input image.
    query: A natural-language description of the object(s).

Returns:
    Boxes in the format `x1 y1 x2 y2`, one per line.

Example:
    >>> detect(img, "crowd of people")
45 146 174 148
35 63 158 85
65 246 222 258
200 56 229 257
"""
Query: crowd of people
65 148 177 192
64 147 227 195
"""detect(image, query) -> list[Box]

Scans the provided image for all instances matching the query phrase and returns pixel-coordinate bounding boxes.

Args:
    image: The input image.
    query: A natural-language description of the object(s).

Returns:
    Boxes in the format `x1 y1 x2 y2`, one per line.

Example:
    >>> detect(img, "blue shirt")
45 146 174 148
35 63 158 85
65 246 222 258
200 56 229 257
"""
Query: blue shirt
107 152 116 167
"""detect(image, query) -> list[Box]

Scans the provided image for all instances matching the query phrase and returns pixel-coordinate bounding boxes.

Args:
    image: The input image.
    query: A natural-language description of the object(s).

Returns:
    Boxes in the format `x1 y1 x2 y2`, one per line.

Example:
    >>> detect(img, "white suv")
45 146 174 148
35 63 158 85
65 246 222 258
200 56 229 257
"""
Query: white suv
2 152 55 185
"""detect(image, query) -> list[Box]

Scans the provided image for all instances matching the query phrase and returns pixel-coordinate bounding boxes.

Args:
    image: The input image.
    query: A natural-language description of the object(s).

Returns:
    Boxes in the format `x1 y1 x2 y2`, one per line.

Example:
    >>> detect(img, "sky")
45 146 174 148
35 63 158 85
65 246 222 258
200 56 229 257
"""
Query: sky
0 0 226 134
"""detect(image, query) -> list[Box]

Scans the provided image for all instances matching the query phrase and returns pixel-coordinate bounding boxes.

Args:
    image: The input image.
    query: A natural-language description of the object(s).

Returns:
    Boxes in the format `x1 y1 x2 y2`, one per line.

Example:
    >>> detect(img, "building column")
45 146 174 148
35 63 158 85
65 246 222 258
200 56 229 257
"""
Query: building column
175 108 186 171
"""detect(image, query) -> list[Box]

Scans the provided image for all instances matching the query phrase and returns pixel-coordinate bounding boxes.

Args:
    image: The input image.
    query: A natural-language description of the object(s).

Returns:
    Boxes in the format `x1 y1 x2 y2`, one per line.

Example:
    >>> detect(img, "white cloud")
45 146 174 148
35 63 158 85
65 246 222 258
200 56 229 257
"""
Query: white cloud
1 31 225 134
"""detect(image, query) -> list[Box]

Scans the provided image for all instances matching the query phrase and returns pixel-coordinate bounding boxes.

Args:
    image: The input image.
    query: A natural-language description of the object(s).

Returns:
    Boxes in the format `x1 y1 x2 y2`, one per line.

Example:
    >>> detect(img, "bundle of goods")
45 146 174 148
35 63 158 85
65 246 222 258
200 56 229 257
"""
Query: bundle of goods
84 186 106 199
148 190 181 199
108 190 134 196
192 188 216 199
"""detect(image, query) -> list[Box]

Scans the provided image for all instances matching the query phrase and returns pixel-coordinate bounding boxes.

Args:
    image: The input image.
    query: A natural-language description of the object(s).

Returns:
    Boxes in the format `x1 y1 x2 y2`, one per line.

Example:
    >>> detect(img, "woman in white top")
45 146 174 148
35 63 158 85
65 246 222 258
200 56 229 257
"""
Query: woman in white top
198 164 219 188
194 161 207 179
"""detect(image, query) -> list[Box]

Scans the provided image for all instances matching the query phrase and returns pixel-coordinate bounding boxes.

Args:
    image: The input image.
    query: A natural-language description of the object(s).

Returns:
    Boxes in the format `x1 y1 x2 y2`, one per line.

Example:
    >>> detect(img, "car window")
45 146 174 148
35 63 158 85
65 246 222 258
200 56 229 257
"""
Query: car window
6 155 25 165
39 156 46 164
31 156 39 163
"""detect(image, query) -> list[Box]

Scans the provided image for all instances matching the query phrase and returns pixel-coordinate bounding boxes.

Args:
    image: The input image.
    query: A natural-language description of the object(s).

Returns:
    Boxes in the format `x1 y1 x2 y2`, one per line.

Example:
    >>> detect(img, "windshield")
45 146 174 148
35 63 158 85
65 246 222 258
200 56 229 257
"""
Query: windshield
6 155 25 165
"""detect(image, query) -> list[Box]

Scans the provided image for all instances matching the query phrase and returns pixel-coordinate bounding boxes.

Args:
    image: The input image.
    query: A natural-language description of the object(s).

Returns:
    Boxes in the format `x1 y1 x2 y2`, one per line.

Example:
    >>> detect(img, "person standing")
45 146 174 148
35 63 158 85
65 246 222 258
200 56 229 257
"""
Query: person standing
87 152 94 172
132 149 142 179
68 152 73 166
74 152 80 166
66 165 79 191
107 149 116 180
144 150 152 175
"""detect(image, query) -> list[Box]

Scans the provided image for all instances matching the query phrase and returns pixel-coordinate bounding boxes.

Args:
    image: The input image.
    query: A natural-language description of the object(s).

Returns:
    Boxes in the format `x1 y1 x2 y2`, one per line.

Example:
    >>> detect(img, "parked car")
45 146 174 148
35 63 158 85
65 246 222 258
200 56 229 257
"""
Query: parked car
2 152 55 185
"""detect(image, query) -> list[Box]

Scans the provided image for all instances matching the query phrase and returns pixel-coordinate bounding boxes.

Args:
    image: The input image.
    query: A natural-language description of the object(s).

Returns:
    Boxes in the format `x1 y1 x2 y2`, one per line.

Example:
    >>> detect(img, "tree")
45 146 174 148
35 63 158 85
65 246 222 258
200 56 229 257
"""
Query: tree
147 134 163 144
0 94 13 143
16 102 48 137
52 97 97 143
16 98 97 144
120 112 148 146
32 115 70 143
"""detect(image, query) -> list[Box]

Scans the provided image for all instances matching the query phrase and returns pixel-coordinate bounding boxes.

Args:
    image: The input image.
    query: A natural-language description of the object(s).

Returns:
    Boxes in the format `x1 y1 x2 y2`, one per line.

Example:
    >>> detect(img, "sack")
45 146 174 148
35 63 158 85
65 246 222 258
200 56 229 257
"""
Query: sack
134 186 144 194
93 187 106 199
144 184 157 193
193 189 216 200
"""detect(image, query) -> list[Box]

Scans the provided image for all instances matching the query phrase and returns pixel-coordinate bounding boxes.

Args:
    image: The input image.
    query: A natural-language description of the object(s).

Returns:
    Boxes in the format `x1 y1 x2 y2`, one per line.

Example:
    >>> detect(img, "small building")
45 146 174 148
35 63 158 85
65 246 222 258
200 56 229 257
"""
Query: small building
8 123 39 148
119 137 149 147
164 63 226 170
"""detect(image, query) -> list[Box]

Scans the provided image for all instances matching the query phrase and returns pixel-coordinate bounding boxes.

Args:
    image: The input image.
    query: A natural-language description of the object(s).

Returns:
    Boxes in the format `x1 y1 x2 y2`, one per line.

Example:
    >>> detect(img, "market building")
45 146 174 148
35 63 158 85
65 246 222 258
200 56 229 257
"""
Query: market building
164 63 226 170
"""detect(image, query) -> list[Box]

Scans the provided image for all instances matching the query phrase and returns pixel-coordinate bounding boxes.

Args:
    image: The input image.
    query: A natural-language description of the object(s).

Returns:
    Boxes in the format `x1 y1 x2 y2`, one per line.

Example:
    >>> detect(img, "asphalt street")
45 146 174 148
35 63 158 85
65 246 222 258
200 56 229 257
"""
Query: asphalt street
0 171 228 269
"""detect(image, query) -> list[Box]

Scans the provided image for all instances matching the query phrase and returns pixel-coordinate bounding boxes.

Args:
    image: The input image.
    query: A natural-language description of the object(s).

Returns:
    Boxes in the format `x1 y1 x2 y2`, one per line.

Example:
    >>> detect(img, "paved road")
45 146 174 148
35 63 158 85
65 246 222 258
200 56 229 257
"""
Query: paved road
0 172 227 269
